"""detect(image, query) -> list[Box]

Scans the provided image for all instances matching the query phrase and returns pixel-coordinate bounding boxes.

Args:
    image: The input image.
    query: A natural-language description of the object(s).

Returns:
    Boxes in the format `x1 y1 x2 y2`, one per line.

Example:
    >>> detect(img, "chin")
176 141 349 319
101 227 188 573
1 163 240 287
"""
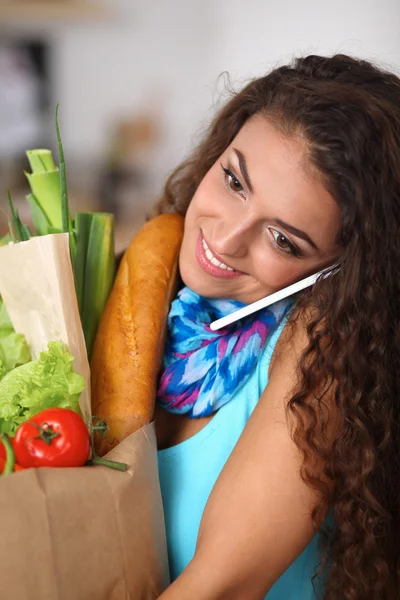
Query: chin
179 265 215 298
180 272 209 297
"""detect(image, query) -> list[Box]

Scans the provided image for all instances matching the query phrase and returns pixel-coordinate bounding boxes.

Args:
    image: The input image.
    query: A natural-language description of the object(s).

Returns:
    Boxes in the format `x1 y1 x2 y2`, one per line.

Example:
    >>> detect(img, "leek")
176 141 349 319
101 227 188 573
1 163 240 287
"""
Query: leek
25 149 63 235
76 212 115 358
4 106 116 358
74 213 92 315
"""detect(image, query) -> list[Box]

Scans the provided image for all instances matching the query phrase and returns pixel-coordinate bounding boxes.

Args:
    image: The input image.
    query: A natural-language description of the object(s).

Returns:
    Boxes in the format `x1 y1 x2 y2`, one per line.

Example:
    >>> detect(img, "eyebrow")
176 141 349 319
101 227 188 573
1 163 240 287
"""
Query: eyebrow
273 218 319 251
233 148 254 194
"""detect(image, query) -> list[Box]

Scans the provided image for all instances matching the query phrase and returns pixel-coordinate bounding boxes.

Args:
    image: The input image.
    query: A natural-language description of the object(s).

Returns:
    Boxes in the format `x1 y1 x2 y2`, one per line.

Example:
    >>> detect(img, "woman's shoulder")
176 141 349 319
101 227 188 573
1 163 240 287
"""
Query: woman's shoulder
266 304 340 448
268 305 311 377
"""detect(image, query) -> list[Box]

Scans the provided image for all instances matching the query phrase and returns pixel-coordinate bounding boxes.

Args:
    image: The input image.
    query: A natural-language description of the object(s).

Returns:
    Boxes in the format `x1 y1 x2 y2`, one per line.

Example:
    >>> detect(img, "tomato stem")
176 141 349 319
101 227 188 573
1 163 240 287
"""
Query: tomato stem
87 417 128 472
90 417 108 437
29 421 60 445
0 434 15 475
87 456 128 472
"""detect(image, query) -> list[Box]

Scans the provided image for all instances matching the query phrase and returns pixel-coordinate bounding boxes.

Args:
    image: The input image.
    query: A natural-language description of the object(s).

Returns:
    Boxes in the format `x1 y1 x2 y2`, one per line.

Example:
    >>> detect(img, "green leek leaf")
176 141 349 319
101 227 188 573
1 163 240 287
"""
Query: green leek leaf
79 213 115 358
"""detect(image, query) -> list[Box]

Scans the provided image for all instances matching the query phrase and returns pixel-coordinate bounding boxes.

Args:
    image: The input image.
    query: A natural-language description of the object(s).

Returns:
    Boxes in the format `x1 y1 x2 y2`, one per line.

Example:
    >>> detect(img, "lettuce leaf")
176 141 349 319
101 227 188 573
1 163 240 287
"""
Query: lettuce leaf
0 341 85 435
0 298 31 378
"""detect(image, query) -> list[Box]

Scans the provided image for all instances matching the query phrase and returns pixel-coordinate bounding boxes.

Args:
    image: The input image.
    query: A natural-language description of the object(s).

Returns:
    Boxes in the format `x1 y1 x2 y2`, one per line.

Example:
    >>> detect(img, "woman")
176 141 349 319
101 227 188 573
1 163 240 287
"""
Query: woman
154 54 400 599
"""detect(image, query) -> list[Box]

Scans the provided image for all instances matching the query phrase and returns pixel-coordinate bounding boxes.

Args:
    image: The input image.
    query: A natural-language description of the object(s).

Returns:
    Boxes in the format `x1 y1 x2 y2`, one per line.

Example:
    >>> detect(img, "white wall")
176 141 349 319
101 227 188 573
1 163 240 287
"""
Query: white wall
5 0 400 194
209 0 400 83
58 0 400 176
52 0 217 191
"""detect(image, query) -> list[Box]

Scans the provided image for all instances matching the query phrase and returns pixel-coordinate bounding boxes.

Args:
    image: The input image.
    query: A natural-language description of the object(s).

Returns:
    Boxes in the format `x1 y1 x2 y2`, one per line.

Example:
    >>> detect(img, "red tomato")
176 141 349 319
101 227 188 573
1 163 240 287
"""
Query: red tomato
14 408 90 468
13 462 25 472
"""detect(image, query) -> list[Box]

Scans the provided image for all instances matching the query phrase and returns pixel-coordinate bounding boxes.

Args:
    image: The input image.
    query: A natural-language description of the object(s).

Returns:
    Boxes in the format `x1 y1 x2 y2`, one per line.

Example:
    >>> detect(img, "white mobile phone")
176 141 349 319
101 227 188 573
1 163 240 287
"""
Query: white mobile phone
209 265 337 331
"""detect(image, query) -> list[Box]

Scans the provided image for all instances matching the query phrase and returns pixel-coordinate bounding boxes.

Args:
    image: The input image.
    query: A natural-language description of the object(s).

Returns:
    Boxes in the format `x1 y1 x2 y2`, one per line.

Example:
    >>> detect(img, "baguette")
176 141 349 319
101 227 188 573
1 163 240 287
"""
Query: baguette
90 213 184 455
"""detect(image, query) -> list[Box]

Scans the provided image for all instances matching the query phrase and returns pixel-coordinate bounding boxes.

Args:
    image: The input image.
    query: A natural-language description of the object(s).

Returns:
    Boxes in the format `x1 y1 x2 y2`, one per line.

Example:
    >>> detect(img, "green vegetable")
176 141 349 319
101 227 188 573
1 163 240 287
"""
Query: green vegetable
25 149 63 235
0 299 31 378
24 108 115 356
75 212 115 357
0 341 85 436
23 107 75 253
0 234 12 247
4 106 116 358
7 191 30 242
55 104 71 238
74 213 92 314
0 434 15 475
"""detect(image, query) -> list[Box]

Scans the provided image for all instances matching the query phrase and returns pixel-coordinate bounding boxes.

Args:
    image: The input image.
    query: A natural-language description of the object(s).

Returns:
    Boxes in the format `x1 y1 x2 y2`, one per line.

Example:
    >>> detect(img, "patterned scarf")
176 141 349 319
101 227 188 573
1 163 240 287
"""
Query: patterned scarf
157 286 293 418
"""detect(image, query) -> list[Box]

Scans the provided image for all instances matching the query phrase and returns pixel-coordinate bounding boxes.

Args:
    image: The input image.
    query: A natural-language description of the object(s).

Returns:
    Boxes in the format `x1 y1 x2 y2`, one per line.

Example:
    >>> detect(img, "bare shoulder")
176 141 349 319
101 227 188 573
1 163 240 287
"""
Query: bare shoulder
268 306 313 380
267 304 340 455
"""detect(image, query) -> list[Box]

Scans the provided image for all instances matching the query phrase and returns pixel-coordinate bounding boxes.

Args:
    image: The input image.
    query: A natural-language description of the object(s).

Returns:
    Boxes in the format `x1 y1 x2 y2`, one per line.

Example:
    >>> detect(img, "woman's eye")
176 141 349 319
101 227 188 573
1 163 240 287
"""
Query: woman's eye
269 228 300 257
221 164 244 194
276 234 291 250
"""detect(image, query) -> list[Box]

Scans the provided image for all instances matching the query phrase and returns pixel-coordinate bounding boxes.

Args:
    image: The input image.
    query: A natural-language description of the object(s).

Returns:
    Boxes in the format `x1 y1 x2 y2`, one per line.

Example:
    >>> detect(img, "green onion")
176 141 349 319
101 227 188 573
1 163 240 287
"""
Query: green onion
21 225 32 241
55 104 76 263
0 233 13 246
7 191 27 242
55 104 70 234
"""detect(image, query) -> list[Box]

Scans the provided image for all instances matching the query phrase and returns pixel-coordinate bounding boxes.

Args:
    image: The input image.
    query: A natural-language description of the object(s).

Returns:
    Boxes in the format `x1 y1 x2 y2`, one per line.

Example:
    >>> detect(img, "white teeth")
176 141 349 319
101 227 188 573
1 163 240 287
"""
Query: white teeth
202 237 234 271
205 248 214 261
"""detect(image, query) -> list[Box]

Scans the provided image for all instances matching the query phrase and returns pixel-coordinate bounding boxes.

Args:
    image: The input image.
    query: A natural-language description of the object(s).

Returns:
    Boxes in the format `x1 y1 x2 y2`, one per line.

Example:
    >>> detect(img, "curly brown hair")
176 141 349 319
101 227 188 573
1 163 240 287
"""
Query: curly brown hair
154 54 400 599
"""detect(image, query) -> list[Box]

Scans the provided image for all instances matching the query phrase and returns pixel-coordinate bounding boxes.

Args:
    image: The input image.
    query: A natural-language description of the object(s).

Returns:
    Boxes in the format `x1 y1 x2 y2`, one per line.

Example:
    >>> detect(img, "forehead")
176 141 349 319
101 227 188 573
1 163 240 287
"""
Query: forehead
224 115 340 239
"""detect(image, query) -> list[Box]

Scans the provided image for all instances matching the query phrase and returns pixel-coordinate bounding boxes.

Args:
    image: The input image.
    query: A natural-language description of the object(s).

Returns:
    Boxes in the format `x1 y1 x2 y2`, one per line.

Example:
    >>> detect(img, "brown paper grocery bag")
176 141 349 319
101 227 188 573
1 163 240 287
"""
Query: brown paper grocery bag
0 233 91 423
0 422 169 600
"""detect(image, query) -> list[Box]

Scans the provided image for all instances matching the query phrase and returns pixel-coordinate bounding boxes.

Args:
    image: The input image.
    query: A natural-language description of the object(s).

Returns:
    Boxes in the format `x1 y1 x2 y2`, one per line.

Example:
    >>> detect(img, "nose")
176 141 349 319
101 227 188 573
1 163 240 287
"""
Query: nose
211 214 258 258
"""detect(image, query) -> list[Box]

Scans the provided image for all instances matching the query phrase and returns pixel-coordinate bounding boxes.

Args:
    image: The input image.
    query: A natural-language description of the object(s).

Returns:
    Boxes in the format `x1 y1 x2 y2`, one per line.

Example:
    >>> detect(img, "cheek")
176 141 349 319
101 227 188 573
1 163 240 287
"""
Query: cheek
189 168 224 217
253 250 306 291
179 178 213 257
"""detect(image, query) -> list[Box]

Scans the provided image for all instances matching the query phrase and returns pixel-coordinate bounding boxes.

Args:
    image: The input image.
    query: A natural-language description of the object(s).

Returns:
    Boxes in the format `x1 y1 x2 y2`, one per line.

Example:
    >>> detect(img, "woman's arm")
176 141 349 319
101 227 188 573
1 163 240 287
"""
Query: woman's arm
158 317 332 600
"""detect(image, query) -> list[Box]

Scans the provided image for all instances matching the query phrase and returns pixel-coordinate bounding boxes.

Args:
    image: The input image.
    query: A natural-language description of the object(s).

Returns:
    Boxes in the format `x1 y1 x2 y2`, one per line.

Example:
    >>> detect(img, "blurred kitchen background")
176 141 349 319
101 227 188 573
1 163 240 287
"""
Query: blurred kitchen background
0 0 399 252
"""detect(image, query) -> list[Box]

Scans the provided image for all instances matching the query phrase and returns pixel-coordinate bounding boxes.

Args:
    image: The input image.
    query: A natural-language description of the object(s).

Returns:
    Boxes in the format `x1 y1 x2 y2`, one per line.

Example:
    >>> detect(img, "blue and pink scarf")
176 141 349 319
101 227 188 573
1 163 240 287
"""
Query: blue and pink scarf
157 286 292 418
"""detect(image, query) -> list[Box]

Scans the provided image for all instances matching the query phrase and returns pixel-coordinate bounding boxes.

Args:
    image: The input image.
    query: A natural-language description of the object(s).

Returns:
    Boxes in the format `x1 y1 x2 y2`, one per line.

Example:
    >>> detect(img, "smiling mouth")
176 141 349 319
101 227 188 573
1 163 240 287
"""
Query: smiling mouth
196 233 245 279
201 237 235 271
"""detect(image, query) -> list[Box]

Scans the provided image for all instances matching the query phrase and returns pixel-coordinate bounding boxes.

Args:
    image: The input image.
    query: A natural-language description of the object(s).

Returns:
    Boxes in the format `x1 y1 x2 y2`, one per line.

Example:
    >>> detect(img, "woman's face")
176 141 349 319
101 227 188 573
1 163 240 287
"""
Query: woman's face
179 116 341 304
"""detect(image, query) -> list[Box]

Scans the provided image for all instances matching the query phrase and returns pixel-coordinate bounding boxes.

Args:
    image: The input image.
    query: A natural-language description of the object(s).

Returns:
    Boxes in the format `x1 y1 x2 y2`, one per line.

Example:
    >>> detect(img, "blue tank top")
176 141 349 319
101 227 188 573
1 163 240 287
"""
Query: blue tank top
157 319 323 599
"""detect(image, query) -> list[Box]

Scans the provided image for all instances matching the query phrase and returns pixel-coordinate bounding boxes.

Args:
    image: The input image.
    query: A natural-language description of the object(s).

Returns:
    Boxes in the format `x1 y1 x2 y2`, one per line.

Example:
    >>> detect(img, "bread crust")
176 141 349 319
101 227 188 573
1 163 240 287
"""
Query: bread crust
90 213 184 454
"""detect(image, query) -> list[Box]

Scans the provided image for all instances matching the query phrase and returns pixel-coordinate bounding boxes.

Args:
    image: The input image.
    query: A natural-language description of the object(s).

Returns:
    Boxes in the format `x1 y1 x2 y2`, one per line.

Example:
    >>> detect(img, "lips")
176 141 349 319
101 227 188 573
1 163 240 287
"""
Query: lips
195 233 243 279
